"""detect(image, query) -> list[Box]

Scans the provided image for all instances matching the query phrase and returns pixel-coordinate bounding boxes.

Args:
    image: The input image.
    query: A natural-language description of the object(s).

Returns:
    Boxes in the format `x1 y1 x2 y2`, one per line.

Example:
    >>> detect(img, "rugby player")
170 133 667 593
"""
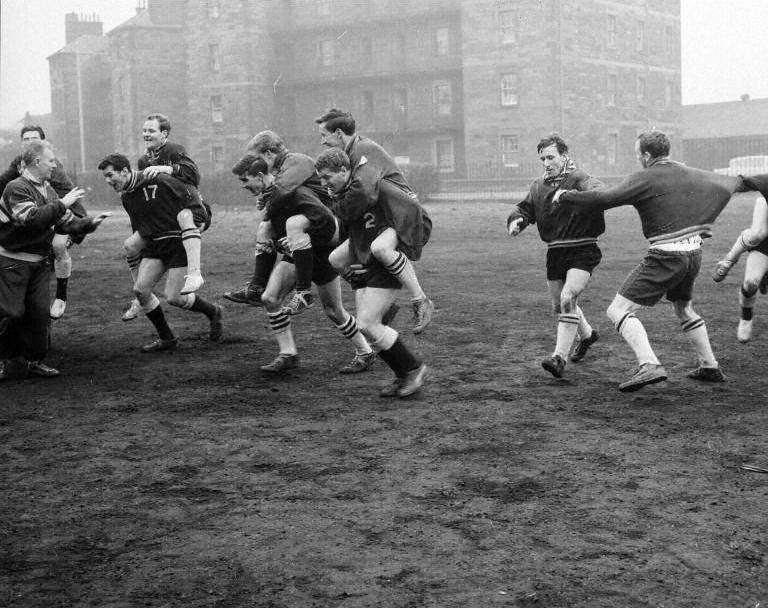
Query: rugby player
98 153 222 352
238 155 376 374
315 109 435 334
557 131 745 391
315 147 428 398
507 134 604 379
122 114 207 321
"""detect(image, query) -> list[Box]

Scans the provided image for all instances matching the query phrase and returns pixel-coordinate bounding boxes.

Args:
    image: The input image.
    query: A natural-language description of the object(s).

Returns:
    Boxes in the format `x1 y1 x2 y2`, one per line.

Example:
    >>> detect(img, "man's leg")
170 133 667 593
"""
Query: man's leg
673 299 725 382
20 260 59 377
713 197 768 281
316 276 375 373
260 261 299 372
282 215 315 315
0 256 33 378
123 231 146 321
177 208 204 295
356 286 426 397
370 228 434 334
50 233 71 320
134 258 176 352
606 293 667 392
224 221 275 305
165 267 223 342
737 251 768 342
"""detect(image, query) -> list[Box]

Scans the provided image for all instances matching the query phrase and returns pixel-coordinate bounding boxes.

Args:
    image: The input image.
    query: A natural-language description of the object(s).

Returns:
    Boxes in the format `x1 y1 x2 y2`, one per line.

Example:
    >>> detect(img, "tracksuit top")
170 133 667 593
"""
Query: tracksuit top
560 160 743 245
508 170 606 248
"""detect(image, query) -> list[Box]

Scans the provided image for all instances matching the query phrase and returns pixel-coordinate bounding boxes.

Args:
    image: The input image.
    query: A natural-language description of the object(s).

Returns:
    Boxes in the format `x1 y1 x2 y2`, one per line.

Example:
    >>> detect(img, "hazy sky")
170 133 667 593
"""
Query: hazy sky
1 0 767 128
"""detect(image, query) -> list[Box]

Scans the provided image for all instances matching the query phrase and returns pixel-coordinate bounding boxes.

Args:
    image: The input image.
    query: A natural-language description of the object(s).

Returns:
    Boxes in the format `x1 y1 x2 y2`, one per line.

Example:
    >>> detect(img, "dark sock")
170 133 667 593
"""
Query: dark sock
377 337 421 376
55 278 68 301
189 295 217 318
741 307 754 321
146 306 175 340
292 248 314 294
252 251 276 289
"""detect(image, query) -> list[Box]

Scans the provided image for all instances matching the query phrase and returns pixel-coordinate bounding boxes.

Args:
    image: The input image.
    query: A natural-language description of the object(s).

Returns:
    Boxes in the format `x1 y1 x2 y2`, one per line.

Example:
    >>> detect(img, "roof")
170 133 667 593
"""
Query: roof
47 34 108 59
108 7 183 35
683 97 768 139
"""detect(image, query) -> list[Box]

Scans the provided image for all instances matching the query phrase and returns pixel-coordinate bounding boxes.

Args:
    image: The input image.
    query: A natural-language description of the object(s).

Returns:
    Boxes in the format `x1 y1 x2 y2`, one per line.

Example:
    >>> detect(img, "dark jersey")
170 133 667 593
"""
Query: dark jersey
270 185 337 247
120 172 201 241
0 156 86 218
138 142 200 187
262 152 333 220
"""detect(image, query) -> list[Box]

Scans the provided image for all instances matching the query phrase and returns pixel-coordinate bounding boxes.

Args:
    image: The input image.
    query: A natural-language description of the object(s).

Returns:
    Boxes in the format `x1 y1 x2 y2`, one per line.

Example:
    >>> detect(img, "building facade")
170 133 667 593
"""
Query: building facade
49 0 681 181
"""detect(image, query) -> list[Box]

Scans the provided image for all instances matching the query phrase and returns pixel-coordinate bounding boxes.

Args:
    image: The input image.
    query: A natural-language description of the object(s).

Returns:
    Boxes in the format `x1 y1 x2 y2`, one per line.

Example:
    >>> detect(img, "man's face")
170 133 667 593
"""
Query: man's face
538 144 566 177
21 130 43 148
240 173 265 196
34 147 56 181
318 123 344 149
142 119 167 150
102 165 131 191
317 166 350 195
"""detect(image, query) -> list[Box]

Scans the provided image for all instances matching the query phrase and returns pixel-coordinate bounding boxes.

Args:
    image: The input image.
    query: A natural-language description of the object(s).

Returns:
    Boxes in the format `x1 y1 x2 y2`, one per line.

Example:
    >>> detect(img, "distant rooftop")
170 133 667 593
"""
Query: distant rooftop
683 96 768 139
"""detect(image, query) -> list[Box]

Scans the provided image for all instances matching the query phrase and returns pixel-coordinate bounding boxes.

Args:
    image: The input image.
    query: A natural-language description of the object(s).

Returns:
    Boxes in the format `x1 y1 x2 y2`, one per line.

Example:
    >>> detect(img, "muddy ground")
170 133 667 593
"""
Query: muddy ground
1 195 766 607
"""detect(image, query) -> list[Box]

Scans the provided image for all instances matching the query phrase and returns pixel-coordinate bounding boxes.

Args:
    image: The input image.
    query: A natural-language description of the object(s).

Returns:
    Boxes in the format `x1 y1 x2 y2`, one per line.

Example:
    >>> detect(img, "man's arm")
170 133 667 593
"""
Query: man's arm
558 172 647 209
337 159 383 224
0 157 21 196
2 182 68 229
141 144 201 186
262 154 316 213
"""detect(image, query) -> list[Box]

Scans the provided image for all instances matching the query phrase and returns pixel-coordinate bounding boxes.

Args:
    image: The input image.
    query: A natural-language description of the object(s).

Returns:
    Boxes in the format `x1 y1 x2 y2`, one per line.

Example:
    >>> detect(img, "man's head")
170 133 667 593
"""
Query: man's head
143 113 171 151
232 154 270 195
22 141 55 181
314 148 351 195
315 108 355 149
536 134 569 178
635 131 670 168
20 125 46 145
247 130 286 170
98 153 133 191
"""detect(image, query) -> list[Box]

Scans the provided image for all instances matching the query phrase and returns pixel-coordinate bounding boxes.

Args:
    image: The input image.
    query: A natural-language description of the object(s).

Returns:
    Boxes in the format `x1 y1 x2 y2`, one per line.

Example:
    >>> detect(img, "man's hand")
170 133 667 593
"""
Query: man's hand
142 165 172 179
61 187 85 208
508 217 524 236
254 194 266 211
87 212 112 232
342 264 369 289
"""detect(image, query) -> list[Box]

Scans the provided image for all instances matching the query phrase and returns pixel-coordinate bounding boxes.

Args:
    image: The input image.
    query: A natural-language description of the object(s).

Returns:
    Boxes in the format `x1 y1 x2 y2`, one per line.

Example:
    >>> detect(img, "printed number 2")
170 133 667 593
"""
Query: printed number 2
363 212 375 229
142 185 158 201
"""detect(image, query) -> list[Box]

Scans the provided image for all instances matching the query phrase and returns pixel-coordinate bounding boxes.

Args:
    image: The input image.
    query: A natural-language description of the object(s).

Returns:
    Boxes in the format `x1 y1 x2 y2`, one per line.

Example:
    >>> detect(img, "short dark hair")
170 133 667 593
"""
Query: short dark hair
537 134 568 155
247 130 286 155
231 154 259 176
21 141 51 166
20 125 46 140
145 113 171 135
97 153 131 172
637 131 670 159
314 148 351 173
315 108 356 135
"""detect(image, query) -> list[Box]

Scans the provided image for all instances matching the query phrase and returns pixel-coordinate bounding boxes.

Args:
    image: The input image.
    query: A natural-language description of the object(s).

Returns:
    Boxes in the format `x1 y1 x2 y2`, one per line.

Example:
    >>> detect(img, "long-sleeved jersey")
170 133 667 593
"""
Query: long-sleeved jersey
559 160 743 245
261 151 333 222
0 156 86 218
120 172 202 241
507 169 605 248
138 142 200 187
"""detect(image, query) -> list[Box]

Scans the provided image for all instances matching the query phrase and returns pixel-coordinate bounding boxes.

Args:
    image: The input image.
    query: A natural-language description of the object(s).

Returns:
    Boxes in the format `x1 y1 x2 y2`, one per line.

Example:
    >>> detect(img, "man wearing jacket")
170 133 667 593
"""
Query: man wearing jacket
507 134 604 379
0 141 105 379
557 131 744 392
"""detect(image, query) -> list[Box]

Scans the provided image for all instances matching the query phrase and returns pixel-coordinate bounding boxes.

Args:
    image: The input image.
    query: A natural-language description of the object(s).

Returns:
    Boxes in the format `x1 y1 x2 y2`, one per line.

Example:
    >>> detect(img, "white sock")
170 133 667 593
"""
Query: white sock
681 317 717 368
615 313 659 366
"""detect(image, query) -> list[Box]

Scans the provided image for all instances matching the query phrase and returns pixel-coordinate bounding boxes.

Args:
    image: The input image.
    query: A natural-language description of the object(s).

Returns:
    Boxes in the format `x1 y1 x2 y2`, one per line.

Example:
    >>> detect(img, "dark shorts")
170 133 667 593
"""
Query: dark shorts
283 245 338 287
143 237 187 269
546 243 602 281
754 237 768 257
619 248 702 306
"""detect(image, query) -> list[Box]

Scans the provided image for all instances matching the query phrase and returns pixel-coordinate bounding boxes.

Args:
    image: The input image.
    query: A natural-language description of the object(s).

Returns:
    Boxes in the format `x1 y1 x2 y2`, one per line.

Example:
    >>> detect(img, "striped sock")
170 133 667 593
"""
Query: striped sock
384 251 425 300
681 316 717 368
335 314 371 355
615 312 659 366
554 313 580 359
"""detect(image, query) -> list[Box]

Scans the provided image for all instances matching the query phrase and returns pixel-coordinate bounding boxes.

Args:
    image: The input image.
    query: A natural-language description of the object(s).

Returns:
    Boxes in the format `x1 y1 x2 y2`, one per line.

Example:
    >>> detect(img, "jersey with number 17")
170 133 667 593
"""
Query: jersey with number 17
121 173 200 241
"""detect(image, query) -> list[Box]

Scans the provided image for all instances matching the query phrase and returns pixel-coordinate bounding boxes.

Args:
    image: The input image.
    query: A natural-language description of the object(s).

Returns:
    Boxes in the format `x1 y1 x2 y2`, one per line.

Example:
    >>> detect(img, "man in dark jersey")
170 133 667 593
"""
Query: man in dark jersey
507 134 604 379
315 108 435 334
237 156 376 374
122 113 206 321
0 141 106 379
0 125 89 320
98 153 222 352
316 147 428 398
557 131 745 392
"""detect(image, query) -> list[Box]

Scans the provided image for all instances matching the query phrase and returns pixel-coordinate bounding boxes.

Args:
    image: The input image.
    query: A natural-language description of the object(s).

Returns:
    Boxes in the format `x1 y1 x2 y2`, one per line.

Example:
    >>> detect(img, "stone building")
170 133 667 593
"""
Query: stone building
48 0 681 180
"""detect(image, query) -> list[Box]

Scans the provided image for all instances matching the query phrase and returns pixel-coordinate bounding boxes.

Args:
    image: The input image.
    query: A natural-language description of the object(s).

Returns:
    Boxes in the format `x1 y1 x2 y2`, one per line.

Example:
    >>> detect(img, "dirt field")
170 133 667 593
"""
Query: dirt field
1 194 766 607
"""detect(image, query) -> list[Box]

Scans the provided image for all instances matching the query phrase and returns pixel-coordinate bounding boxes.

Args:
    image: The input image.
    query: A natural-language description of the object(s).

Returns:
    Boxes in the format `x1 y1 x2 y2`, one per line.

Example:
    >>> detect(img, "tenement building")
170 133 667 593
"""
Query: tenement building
48 0 681 180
